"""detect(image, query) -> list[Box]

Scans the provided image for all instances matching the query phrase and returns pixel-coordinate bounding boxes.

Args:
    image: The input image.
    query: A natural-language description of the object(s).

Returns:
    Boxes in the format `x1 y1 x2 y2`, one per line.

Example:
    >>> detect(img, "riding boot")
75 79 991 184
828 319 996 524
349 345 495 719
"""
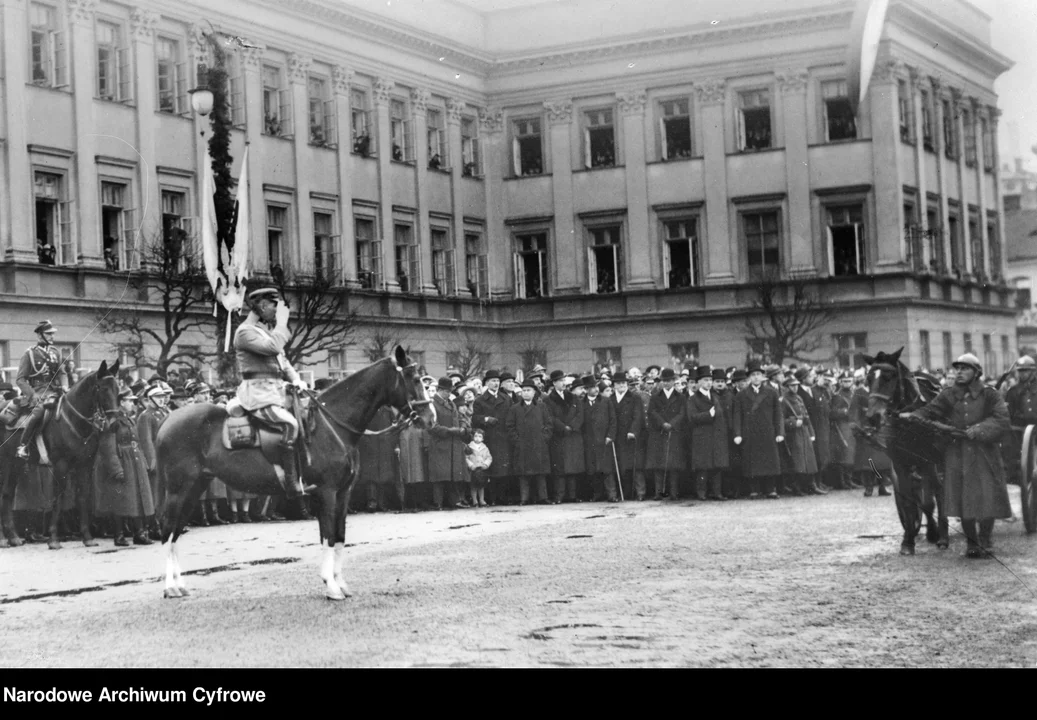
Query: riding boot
208 502 228 525
278 442 312 499
16 410 42 459
978 518 994 551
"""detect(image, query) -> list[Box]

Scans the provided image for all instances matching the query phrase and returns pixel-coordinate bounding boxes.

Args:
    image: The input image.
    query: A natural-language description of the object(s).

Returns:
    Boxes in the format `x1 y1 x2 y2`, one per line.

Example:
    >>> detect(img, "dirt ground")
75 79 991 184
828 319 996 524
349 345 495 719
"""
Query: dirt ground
1 487 1035 667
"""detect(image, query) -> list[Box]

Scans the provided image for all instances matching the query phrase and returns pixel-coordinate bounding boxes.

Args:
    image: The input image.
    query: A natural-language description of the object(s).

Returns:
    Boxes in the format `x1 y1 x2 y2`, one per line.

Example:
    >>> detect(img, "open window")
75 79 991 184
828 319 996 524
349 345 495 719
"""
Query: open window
431 225 455 296
662 217 700 288
512 117 543 176
354 214 382 289
587 225 620 294
821 80 856 142
826 205 865 277
394 222 419 292
583 108 615 169
313 211 339 281
513 231 547 299
351 89 374 156
659 98 692 160
390 99 413 163
738 90 771 151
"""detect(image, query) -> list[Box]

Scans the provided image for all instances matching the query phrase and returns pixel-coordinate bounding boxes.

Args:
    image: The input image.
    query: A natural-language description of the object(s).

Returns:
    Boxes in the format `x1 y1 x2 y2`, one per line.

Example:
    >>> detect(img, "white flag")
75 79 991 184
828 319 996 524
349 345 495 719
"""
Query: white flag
200 159 222 298
222 145 250 315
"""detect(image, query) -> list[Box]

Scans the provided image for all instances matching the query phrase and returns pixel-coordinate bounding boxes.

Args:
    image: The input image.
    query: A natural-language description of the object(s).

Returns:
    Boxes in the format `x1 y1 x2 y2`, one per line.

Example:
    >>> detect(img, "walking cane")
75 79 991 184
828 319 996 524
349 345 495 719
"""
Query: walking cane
662 430 672 498
610 441 625 502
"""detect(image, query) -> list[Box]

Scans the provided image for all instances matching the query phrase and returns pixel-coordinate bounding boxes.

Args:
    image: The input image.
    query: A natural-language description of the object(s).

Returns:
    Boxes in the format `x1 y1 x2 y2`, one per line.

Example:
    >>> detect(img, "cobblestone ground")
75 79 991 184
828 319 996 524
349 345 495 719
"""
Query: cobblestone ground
1 487 1035 667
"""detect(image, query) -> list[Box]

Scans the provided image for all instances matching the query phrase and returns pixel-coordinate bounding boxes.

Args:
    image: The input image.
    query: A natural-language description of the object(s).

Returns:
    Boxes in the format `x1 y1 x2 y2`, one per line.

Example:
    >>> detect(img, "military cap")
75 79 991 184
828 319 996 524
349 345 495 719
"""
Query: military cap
118 388 137 402
951 353 983 376
248 287 281 302
34 320 56 334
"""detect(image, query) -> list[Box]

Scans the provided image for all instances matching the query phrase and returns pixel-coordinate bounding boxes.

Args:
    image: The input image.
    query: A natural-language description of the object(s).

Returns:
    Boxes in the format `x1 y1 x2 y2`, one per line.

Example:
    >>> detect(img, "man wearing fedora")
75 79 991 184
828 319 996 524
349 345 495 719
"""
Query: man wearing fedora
15 320 69 460
732 362 784 498
687 365 729 501
611 371 645 500
646 367 687 500
507 378 553 504
427 377 469 510
233 287 312 498
544 369 585 503
473 369 513 505
909 353 1012 557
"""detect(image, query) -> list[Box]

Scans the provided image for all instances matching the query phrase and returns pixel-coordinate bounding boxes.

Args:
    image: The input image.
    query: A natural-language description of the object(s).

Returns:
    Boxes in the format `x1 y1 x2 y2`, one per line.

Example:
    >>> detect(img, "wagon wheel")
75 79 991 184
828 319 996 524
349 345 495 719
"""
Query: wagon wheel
1021 425 1037 534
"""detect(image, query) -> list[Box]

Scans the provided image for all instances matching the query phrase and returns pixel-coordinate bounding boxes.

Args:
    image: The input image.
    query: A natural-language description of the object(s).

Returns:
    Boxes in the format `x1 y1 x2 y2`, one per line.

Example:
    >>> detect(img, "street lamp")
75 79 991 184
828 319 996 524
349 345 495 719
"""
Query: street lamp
189 87 214 117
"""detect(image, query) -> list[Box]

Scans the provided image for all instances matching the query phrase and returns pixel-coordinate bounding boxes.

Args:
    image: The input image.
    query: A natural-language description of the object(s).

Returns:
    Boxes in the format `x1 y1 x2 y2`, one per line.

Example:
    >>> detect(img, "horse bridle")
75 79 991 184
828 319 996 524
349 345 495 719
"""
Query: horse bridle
58 378 120 442
304 361 430 437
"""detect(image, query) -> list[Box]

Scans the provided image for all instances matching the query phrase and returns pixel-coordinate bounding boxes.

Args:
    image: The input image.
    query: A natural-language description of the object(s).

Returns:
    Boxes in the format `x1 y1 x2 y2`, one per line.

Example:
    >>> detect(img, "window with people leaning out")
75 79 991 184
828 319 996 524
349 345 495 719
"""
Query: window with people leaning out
663 217 700 288
821 80 856 142
738 90 771 151
514 231 547 299
588 225 620 294
584 108 615 169
659 98 692 160
827 205 865 276
512 117 543 176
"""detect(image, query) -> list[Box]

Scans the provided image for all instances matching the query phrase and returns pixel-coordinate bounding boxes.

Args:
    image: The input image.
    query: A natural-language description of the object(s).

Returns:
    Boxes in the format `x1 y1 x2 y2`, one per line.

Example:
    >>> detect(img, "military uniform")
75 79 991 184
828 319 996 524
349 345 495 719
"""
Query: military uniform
15 320 69 458
1002 358 1037 481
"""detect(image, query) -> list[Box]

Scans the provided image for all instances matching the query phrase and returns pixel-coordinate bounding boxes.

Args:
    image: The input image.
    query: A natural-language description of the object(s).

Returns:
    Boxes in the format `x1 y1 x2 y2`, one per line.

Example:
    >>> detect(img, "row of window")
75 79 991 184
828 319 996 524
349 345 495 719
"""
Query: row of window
918 330 1012 375
902 194 1001 280
896 79 996 171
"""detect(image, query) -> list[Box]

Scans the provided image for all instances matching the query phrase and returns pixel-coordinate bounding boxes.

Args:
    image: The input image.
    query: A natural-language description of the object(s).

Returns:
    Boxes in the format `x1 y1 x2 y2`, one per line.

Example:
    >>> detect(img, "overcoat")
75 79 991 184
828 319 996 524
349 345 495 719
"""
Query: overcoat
1005 376 1037 425
472 390 512 477
913 379 1012 519
781 389 818 474
94 412 155 517
506 400 552 476
611 389 644 472
645 389 687 471
829 388 856 466
633 388 652 466
136 405 167 503
427 394 469 484
731 384 783 478
798 385 831 469
358 406 399 486
686 389 729 471
543 389 586 475
715 388 739 475
582 395 617 475
398 425 429 485
851 386 891 471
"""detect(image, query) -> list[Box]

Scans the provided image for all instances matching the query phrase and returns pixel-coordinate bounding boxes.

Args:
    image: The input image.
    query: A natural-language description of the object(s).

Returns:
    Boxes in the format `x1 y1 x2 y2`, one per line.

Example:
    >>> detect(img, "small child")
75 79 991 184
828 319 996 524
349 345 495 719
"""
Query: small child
465 428 493 507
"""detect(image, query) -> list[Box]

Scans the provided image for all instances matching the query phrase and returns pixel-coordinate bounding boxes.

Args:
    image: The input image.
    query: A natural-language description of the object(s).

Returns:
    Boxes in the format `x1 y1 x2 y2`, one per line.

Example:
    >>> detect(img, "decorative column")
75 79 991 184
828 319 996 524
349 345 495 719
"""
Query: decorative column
989 105 1006 280
932 76 952 271
332 66 357 287
973 98 990 277
908 66 930 268
869 58 907 270
189 25 211 267
69 0 103 268
953 88 972 276
240 42 268 273
411 88 436 294
479 107 508 300
287 53 313 273
1 0 36 261
544 99 577 294
696 79 735 283
617 90 653 289
447 97 470 297
130 9 160 246
374 77 398 292
777 69 814 276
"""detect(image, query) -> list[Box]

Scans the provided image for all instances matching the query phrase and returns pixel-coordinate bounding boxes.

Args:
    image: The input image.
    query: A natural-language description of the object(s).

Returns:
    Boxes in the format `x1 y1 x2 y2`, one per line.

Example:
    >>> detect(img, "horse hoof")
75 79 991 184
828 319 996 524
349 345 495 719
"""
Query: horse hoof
163 587 182 599
337 583 353 598
325 585 347 601
899 544 915 556
8 537 23 547
82 538 98 548
48 541 61 550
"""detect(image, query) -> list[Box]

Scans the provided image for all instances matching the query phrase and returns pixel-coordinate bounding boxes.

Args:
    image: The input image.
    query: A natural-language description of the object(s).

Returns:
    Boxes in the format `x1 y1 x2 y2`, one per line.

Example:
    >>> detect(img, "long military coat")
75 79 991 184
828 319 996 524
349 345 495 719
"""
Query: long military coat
358 406 399 486
427 394 469 484
851 386 891 471
645 389 687 471
473 390 512 477
611 390 644 472
398 425 429 485
94 413 155 518
543 389 585 475
914 379 1012 519
782 389 818 474
583 395 617 475
731 384 783 478
506 400 552 476
798 385 831 470
686 389 729 471
829 388 856 466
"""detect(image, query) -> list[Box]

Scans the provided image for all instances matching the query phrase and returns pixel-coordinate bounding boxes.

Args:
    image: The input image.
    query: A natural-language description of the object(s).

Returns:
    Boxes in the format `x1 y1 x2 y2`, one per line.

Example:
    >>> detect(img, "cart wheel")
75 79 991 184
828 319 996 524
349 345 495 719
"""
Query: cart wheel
1023 425 1037 534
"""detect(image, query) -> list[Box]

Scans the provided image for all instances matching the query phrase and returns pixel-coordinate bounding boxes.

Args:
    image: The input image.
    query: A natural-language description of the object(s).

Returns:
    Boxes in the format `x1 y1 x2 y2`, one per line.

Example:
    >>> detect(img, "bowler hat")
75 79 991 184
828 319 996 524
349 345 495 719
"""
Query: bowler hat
520 378 537 389
746 362 764 375
549 369 565 383
500 371 515 382
711 368 727 381
794 367 811 382
437 377 453 391
784 376 801 387
612 371 628 384
731 369 748 382
659 367 676 381
483 369 501 382
580 374 596 389
695 366 713 381
766 366 784 380
34 320 56 334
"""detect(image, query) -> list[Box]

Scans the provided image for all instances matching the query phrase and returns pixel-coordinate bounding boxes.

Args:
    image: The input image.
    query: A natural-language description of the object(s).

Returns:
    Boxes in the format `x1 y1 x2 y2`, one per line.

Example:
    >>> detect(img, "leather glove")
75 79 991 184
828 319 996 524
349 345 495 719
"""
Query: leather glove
733 436 742 445
965 426 979 441
605 437 613 445
294 379 308 391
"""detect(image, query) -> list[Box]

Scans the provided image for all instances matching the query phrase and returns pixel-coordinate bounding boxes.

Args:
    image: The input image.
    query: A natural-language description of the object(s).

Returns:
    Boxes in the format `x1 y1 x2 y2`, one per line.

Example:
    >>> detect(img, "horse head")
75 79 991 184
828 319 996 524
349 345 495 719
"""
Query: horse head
91 360 123 426
386 345 436 428
860 347 903 427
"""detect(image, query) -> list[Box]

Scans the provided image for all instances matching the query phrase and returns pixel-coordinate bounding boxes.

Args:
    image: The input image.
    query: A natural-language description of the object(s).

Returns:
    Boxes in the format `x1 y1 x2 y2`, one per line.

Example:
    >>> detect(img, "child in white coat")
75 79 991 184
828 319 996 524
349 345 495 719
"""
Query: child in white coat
465 428 493 507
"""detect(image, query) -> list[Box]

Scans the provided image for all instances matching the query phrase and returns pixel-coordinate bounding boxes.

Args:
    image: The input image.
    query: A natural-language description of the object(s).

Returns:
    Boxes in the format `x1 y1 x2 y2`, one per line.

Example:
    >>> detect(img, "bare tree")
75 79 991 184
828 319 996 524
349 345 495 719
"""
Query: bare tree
364 326 411 363
271 266 359 368
96 230 217 380
446 325 494 380
744 274 834 366
516 327 549 374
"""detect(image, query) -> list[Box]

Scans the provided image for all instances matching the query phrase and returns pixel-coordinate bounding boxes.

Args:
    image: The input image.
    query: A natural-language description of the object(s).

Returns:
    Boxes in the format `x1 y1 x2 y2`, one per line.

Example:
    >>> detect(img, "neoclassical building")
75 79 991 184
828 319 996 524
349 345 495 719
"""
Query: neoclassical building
0 0 1018 381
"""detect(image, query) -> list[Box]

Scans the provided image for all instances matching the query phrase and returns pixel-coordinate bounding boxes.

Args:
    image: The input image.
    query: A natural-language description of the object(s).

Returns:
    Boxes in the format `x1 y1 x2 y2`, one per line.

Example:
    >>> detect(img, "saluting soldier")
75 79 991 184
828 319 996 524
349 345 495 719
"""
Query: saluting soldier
15 320 69 459
544 369 585 503
645 368 687 501
611 371 645 501
473 369 513 505
582 376 618 502
732 362 784 499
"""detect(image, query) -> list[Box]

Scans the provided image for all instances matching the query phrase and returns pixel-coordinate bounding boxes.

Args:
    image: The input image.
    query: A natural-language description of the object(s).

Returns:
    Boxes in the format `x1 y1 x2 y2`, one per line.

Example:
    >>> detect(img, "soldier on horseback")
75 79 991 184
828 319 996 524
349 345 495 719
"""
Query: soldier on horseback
233 287 312 498
15 320 69 459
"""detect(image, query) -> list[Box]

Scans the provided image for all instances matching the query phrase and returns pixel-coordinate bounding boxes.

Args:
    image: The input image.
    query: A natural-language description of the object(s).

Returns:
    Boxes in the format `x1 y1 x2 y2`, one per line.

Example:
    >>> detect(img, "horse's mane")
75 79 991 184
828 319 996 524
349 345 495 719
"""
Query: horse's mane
317 356 394 405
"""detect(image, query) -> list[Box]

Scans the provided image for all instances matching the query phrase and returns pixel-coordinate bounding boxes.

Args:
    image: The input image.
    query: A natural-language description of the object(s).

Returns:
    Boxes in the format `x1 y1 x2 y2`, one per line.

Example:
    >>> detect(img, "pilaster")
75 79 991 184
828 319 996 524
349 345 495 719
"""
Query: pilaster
131 9 161 248
479 107 508 300
973 98 989 277
869 57 907 270
332 66 357 286
989 105 1006 280
932 76 952 271
1 0 36 261
695 79 735 283
240 41 268 274
953 88 972 275
617 90 653 289
374 77 399 292
777 70 814 276
411 88 436 295
69 0 104 268
288 53 313 273
906 66 932 271
544 99 577 294
447 97 471 297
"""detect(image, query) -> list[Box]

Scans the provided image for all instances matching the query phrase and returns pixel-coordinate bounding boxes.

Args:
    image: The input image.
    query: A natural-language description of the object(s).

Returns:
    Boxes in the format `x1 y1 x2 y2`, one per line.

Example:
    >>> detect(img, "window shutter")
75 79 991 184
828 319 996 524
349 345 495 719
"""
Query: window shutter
826 226 835 276
663 240 672 288
329 234 342 280
512 137 522 176
59 198 75 265
230 76 245 127
513 252 524 299
409 243 420 288
737 108 746 150
116 46 132 102
122 208 138 269
477 254 488 299
403 119 414 162
175 61 187 114
538 251 547 297
587 247 597 294
583 128 592 169
472 137 482 176
855 223 865 274
51 30 69 88
323 99 337 147
659 117 668 161
445 247 456 295
611 244 619 292
371 239 383 288
279 89 293 137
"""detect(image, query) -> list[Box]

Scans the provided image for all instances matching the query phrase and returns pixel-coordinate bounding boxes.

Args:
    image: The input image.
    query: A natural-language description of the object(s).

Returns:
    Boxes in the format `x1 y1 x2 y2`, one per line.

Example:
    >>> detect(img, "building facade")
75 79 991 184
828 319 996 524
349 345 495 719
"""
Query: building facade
0 0 1017 382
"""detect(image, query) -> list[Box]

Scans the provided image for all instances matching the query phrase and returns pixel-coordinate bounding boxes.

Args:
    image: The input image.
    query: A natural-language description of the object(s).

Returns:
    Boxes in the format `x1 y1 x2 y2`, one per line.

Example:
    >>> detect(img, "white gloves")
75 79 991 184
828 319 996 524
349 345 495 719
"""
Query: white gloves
275 299 290 328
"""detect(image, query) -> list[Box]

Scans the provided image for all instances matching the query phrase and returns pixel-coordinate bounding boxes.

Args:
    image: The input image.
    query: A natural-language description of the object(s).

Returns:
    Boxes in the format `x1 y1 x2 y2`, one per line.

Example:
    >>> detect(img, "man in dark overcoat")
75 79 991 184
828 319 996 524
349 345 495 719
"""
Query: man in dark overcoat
629 369 652 499
726 369 748 497
687 366 729 501
543 369 585 503
851 371 891 496
427 378 469 510
732 362 784 498
910 353 1012 557
136 384 170 539
781 376 821 495
358 405 402 512
473 369 513 505
611 371 645 500
796 367 831 494
507 379 553 504
709 368 737 498
829 372 858 489
646 368 686 501
582 377 618 502
1002 355 1037 482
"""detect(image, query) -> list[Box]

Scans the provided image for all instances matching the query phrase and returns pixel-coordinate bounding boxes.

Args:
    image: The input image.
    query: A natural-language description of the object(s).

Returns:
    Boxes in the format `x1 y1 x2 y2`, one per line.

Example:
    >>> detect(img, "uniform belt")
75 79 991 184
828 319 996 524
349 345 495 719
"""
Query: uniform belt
242 372 280 380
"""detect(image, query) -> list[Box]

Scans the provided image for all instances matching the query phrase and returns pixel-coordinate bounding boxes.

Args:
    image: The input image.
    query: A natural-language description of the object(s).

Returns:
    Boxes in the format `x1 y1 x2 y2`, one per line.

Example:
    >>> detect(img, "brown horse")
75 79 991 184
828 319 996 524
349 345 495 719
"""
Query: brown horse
9 361 124 549
155 346 435 600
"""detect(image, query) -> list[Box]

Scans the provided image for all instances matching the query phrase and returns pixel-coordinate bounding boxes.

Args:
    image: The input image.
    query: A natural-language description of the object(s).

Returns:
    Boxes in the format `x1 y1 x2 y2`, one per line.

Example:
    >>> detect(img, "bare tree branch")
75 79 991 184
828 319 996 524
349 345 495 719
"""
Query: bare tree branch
446 325 493 380
744 273 834 365
273 266 359 368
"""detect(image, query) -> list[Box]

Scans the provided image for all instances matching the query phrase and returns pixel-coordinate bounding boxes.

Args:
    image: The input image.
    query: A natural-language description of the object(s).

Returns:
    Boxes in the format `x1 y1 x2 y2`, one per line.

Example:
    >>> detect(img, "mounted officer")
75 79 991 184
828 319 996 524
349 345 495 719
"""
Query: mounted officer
16 320 69 459
233 287 312 498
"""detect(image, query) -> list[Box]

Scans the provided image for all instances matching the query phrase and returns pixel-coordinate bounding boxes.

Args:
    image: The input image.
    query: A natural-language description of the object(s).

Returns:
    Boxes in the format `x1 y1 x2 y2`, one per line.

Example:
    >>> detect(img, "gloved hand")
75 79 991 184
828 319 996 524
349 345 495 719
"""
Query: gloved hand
965 426 979 441
709 407 715 418
294 379 308 391
605 437 613 445
733 436 742 445
776 435 785 443
626 432 636 441
275 299 290 327
662 422 672 432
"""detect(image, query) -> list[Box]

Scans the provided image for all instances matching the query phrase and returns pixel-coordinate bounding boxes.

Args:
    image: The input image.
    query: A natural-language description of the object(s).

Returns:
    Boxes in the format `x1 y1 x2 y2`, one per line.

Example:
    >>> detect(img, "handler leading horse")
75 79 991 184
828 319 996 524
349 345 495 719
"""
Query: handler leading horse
155 346 434 600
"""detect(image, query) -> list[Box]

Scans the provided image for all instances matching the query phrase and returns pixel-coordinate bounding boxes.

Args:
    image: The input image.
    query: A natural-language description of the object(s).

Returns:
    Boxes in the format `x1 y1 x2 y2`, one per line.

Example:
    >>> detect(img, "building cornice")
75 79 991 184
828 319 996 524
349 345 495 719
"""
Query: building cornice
888 1 1013 80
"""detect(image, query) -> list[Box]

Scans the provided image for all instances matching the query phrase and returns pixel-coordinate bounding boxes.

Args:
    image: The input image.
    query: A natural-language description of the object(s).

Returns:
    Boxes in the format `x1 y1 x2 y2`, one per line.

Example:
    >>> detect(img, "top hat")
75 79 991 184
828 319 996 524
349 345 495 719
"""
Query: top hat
746 362 764 375
612 371 628 384
34 320 56 334
248 287 281 303
436 377 454 391
695 366 713 381
659 367 676 381
711 368 727 381
580 374 596 389
549 369 566 383
483 369 501 382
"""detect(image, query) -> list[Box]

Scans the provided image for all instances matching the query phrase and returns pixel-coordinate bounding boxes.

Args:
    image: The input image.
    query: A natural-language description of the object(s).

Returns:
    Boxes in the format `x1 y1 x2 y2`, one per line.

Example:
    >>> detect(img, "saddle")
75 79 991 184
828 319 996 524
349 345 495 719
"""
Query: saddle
3 401 56 466
221 398 286 463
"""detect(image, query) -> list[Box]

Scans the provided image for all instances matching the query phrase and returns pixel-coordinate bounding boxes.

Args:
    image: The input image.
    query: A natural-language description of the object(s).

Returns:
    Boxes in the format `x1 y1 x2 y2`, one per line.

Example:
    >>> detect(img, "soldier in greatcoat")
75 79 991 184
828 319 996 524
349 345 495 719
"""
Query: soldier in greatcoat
398 420 430 511
611 371 644 501
687 366 730 501
795 367 830 495
829 372 858 489
582 377 618 502
1002 355 1037 481
781 376 820 495
94 389 154 546
136 384 170 538
543 369 585 503
851 371 891 496
507 379 553 504
909 353 1012 557
645 368 687 500
732 362 784 498
473 369 513 505
427 378 469 510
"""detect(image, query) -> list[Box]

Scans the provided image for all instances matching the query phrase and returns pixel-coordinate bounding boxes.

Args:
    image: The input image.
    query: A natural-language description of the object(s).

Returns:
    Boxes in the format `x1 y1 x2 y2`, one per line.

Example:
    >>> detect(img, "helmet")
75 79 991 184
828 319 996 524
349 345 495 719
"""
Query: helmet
951 353 983 376
1017 355 1036 370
